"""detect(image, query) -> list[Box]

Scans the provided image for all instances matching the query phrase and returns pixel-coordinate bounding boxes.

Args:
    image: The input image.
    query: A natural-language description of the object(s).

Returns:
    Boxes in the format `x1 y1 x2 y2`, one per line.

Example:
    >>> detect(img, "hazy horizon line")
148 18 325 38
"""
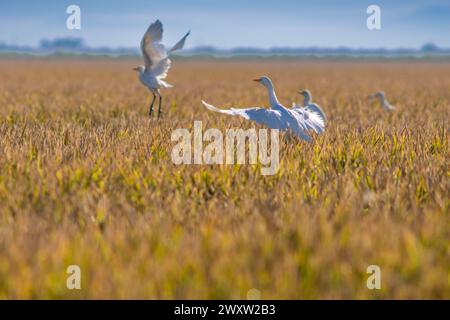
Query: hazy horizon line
1 37 450 56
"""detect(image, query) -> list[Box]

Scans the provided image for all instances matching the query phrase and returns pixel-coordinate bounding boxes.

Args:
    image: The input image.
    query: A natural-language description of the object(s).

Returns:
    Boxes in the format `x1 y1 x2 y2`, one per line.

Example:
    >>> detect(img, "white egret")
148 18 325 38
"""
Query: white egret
202 76 316 142
134 20 190 118
292 89 326 134
369 91 395 111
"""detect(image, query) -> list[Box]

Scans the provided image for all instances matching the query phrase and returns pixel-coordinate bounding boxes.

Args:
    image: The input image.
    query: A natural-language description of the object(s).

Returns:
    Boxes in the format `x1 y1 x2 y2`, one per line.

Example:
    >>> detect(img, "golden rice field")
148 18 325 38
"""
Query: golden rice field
0 59 448 299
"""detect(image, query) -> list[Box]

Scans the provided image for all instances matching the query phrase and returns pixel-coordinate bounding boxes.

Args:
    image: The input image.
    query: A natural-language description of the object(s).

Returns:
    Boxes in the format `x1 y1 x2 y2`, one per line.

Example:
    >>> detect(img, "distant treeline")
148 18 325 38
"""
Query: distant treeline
1 37 450 58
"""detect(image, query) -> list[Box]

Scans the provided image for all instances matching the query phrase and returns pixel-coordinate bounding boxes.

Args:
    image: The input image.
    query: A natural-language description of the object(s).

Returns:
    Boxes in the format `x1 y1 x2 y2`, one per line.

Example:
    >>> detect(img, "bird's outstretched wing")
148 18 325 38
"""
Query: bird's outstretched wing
304 103 327 123
283 109 313 142
151 57 172 79
292 104 326 134
169 31 190 53
202 100 286 130
140 20 167 69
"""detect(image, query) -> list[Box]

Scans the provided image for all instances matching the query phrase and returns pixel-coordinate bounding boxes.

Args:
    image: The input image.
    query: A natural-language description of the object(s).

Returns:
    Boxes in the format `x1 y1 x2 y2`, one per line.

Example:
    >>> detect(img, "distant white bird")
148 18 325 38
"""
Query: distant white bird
292 89 326 134
369 91 395 111
134 20 190 118
202 76 318 142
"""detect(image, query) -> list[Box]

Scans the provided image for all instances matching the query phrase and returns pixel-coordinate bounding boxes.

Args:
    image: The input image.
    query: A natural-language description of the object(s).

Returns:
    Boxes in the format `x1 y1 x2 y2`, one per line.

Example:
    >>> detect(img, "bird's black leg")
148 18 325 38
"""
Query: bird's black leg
149 92 156 117
157 93 163 118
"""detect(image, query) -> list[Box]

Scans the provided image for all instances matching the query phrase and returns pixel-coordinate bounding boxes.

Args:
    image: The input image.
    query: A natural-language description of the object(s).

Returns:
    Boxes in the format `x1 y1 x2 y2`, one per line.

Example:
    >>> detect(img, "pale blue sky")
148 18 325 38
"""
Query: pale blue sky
1 0 449 49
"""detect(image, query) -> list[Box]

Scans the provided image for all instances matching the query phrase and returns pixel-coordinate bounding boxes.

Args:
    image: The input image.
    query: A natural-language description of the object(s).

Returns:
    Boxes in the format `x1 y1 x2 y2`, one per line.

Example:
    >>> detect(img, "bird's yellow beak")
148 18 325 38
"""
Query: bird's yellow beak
253 78 261 82
133 67 139 71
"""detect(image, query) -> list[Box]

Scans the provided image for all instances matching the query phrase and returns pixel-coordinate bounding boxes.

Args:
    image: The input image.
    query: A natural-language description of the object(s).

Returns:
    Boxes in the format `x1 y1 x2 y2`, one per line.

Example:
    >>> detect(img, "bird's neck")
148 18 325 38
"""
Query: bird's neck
303 95 311 105
266 85 280 107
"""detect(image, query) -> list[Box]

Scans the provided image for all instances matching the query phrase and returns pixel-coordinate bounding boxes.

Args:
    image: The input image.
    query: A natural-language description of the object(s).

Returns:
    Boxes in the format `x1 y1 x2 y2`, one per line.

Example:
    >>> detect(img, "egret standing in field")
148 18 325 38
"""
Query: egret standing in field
134 20 190 118
202 76 320 142
369 91 395 111
292 89 326 134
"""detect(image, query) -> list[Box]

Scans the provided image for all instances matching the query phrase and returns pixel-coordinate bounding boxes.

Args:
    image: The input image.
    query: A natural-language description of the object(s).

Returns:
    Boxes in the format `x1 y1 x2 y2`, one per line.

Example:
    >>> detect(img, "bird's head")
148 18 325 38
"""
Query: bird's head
133 66 145 73
369 91 385 101
298 89 312 105
298 89 312 99
253 76 273 89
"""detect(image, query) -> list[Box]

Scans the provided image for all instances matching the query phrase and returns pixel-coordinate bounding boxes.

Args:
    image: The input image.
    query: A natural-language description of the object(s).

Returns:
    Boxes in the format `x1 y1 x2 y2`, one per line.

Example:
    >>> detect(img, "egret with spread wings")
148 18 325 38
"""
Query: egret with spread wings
134 20 190 118
202 76 315 142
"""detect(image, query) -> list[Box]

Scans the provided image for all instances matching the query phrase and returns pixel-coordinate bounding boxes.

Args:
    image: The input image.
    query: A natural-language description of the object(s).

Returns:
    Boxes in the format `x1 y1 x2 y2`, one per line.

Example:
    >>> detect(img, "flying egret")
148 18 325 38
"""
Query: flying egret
134 19 190 118
202 76 316 142
369 91 395 111
292 89 326 134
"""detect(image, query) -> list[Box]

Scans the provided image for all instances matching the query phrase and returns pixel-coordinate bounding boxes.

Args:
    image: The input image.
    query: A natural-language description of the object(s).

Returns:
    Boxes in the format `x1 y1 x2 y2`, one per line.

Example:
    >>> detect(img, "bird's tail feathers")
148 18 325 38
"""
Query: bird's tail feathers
159 80 173 88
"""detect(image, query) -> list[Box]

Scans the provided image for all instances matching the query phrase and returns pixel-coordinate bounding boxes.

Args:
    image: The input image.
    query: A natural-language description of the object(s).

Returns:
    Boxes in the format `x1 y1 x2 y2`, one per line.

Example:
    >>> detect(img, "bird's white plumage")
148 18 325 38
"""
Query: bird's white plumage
202 77 320 142
136 20 190 117
292 89 327 134
169 31 190 54
369 91 395 111
137 20 190 91
291 103 326 134
292 89 327 128
140 20 165 69
151 58 172 82
202 101 286 130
